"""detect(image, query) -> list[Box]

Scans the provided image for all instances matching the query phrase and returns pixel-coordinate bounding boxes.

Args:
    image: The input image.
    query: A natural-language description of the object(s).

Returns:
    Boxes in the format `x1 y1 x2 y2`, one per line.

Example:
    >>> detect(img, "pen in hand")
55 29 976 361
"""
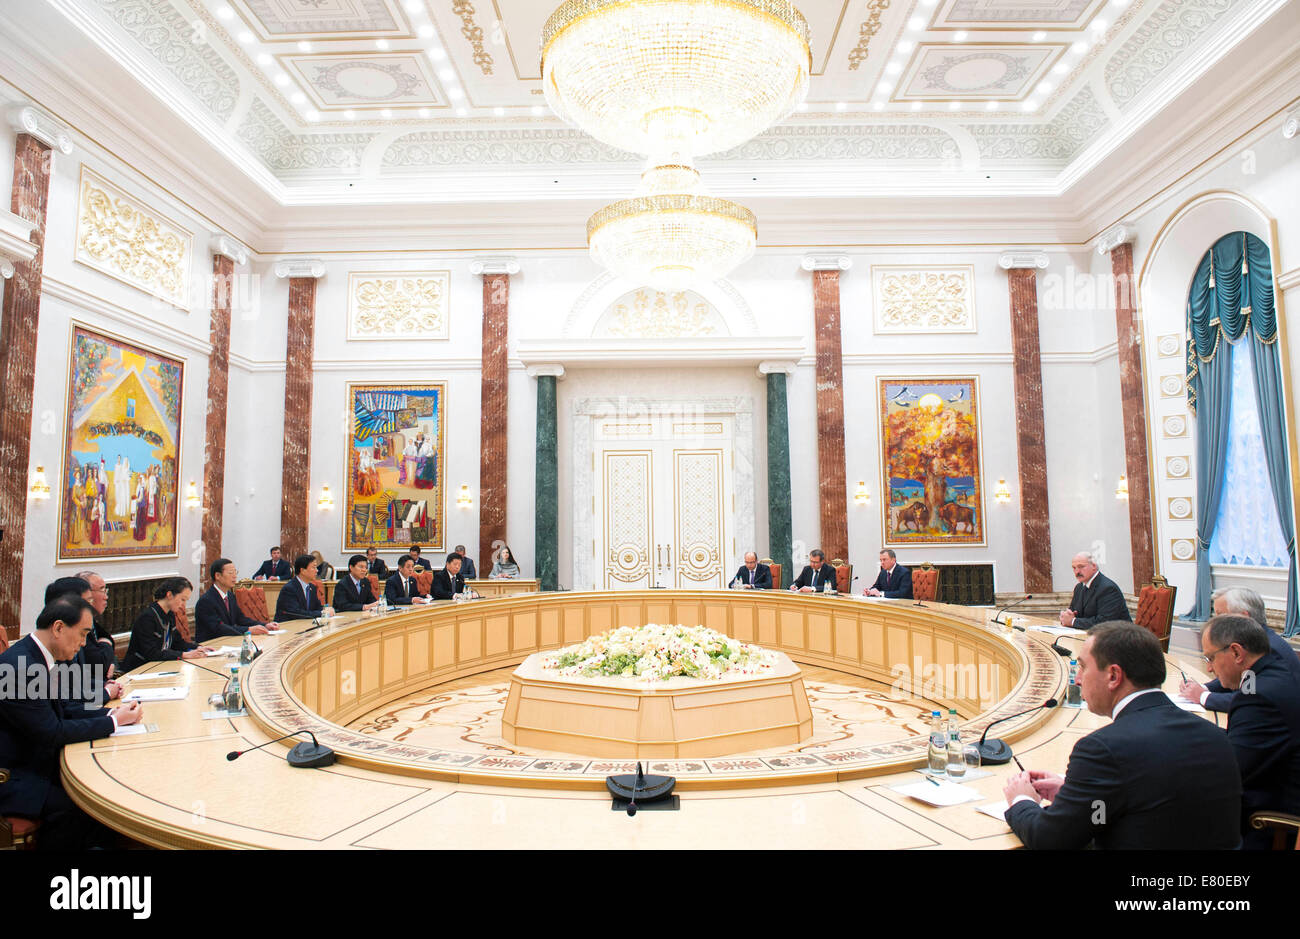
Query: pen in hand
1013 756 1025 772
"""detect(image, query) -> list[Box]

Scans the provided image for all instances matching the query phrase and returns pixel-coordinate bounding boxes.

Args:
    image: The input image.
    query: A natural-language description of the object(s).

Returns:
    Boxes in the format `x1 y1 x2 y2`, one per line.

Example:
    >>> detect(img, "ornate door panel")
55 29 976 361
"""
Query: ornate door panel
602 451 653 589
674 451 724 588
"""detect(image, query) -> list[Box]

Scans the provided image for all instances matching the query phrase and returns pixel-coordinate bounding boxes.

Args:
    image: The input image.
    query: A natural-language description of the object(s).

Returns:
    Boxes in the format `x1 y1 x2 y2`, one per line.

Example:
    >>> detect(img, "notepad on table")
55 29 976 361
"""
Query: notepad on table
109 723 158 737
1030 625 1087 636
890 779 983 806
1166 692 1206 713
976 801 1012 822
121 686 189 702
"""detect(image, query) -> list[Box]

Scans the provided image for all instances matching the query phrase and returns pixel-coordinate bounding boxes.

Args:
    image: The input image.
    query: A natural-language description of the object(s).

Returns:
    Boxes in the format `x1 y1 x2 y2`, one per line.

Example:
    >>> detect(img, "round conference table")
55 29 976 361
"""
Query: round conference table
61 591 1210 849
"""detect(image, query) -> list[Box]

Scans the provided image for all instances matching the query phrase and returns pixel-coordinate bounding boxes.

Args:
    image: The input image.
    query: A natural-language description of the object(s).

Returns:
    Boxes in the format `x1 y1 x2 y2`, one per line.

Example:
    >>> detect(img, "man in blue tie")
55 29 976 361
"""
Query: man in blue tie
274 555 325 620
335 555 382 613
865 549 912 599
385 555 429 605
791 550 836 593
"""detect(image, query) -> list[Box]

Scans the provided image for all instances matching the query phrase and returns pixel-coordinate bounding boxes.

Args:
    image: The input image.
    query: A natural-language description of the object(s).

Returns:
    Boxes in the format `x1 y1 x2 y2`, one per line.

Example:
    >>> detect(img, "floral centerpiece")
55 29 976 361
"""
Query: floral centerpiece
541 624 777 683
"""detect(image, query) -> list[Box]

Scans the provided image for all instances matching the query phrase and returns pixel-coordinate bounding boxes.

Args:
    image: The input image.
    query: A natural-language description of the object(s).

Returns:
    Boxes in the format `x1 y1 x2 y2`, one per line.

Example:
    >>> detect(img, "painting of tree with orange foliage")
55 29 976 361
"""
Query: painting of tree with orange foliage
879 377 985 546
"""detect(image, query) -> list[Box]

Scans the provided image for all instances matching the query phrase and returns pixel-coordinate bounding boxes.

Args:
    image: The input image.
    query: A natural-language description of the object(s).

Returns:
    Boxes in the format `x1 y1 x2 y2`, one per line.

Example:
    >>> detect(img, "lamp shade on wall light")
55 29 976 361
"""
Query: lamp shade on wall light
993 478 1011 504
1115 474 1129 500
457 485 473 508
185 480 200 509
853 480 869 505
318 485 334 510
28 466 50 501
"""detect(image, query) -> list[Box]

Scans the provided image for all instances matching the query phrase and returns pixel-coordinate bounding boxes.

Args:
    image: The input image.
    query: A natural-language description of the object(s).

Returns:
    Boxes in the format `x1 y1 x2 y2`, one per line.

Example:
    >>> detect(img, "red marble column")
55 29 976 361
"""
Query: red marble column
280 277 317 559
0 135 51 637
478 271 509 575
1111 242 1155 589
812 268 849 562
202 255 234 590
1007 266 1054 593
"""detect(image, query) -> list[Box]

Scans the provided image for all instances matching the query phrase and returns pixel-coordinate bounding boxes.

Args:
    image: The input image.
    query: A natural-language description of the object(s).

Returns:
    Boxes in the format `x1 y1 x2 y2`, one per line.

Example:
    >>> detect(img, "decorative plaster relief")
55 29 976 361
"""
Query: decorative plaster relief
935 0 1101 27
1170 538 1197 561
1161 414 1189 438
74 167 192 308
900 44 1059 100
1156 333 1183 357
237 98 374 174
871 265 976 333
347 271 451 340
1105 0 1237 108
1168 497 1193 519
1159 374 1185 397
593 289 728 339
847 0 890 71
1165 455 1190 478
451 0 494 75
966 85 1109 161
288 54 440 106
239 0 401 36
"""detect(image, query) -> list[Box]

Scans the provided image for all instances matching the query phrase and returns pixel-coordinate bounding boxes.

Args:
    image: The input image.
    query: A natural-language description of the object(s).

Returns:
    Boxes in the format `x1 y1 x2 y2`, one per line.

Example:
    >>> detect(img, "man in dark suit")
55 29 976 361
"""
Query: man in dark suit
409 546 426 572
385 555 428 605
1201 614 1300 849
335 554 382 613
0 596 143 848
791 549 837 593
74 569 118 678
274 555 324 621
43 576 120 712
1002 621 1241 849
432 552 472 599
865 549 912 598
1180 587 1300 711
455 544 478 580
1060 551 1131 628
730 552 771 589
195 558 274 641
252 546 291 581
365 546 389 581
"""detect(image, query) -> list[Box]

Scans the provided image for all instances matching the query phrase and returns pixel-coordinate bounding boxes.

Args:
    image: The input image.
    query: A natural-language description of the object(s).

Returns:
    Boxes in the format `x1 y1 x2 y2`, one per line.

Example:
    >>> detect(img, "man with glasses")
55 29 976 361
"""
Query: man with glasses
1179 587 1300 711
1201 614 1300 849
74 570 117 679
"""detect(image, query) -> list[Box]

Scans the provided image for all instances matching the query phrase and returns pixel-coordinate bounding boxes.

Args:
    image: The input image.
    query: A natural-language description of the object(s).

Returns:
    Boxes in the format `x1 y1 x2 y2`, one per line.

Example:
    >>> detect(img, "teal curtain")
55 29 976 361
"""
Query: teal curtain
1187 232 1296 634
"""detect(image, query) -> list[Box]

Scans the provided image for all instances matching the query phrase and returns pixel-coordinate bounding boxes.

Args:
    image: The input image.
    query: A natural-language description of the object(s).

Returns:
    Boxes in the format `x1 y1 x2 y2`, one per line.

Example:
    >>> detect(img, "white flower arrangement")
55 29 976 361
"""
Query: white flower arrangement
542 624 777 683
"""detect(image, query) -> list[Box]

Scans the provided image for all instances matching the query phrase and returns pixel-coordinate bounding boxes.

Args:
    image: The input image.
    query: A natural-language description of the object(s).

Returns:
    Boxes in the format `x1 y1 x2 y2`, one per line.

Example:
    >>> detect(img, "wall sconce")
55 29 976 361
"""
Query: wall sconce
993 478 1012 505
456 485 473 508
1115 474 1129 500
185 480 200 509
318 484 334 510
853 480 870 505
28 465 50 501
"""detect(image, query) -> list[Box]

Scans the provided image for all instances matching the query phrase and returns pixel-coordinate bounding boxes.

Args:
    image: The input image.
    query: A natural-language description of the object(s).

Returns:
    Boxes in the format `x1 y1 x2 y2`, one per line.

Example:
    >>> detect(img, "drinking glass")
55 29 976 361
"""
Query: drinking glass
963 745 982 773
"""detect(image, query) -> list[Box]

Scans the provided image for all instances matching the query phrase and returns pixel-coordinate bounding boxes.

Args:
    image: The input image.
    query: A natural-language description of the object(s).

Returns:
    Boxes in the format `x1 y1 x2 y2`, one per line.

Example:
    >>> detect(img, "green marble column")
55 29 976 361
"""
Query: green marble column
535 374 559 591
766 371 793 589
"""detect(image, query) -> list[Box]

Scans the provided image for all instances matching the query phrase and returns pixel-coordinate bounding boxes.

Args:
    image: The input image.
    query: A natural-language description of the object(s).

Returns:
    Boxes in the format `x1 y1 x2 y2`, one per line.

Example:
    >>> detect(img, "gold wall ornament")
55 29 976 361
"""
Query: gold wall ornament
847 0 890 71
871 266 976 333
74 168 192 308
596 288 725 338
347 271 450 340
451 0 495 75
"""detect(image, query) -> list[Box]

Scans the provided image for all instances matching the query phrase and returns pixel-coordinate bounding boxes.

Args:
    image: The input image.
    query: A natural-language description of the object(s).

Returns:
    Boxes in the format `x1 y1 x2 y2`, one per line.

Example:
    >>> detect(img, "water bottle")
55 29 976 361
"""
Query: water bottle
224 665 242 712
239 632 255 666
946 709 965 778
927 710 947 774
1066 658 1083 707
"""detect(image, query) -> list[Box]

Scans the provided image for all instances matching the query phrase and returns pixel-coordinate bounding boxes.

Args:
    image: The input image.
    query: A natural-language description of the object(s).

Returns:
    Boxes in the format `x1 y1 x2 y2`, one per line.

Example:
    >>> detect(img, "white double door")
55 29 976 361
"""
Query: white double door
593 413 734 590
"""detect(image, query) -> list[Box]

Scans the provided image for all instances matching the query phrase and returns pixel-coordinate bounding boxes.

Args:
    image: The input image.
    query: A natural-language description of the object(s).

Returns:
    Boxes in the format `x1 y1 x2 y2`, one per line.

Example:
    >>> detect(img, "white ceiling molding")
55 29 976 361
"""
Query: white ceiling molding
41 277 213 357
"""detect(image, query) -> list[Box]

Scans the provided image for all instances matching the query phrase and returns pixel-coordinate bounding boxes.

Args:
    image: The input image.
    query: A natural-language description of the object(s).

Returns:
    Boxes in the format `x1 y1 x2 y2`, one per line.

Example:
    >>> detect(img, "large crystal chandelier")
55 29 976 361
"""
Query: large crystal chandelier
542 0 810 289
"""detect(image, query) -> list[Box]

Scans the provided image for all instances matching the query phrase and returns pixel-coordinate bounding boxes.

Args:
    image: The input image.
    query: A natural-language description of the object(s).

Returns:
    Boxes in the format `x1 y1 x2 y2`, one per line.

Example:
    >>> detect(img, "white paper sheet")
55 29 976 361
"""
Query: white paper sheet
121 686 189 702
890 779 983 806
1166 692 1206 712
976 801 1012 821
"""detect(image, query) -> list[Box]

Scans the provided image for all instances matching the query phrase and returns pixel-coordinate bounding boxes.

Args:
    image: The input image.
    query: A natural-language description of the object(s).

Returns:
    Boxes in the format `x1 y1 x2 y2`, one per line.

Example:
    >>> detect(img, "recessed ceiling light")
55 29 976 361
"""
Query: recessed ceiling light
438 68 454 81
911 101 922 111
835 101 847 111
1091 19 1107 31
275 74 290 88
430 48 447 61
291 92 305 104
897 40 915 54
403 0 422 11
1071 41 1088 53
257 53 272 65
1111 0 1130 7
297 41 311 53
215 4 234 20
948 101 960 110
921 0 938 6
345 109 357 119
238 30 254 44
907 16 925 31
873 101 884 111
1052 62 1068 74
493 106 504 116
305 110 319 122
796 101 808 111
448 86 464 99
953 30 967 42
418 24 434 39
876 81 893 95
375 39 389 50
1032 30 1046 41
986 101 998 111
532 105 544 116
886 62 902 75
1022 100 1037 112
419 107 430 117
456 107 467 116
1036 81 1053 94
381 108 392 118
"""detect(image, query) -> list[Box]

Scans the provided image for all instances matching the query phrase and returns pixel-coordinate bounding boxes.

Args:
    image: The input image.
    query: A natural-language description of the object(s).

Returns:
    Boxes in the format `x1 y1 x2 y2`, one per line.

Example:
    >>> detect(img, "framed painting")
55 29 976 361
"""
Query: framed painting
879 377 986 547
57 324 184 560
343 382 446 552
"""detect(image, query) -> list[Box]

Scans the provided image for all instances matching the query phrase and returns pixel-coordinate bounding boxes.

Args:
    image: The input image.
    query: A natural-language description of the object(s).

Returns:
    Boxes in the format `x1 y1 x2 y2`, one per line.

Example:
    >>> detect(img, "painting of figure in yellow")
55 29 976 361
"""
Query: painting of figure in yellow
344 383 445 552
879 377 985 547
59 325 183 560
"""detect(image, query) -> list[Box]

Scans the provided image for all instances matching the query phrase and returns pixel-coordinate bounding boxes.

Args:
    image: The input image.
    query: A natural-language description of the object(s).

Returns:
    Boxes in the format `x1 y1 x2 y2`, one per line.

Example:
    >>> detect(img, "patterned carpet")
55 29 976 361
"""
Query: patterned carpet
348 665 943 760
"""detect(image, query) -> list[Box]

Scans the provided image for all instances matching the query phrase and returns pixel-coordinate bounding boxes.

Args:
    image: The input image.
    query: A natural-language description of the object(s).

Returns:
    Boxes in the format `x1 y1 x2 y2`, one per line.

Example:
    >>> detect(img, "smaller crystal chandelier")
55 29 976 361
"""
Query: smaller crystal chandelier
588 162 756 290
318 485 334 510
28 466 50 501
853 481 870 506
994 478 1012 505
1115 474 1129 500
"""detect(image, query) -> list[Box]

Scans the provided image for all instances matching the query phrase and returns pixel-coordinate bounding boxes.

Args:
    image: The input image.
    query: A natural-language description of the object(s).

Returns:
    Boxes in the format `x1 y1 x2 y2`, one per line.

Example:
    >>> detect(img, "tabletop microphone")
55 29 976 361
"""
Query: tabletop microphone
227 730 336 768
1050 632 1077 657
976 698 1059 765
992 594 1033 625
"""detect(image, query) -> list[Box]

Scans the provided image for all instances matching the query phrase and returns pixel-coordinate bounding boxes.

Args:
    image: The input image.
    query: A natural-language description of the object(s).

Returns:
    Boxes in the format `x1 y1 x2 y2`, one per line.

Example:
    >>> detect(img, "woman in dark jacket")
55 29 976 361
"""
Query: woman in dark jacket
121 576 206 672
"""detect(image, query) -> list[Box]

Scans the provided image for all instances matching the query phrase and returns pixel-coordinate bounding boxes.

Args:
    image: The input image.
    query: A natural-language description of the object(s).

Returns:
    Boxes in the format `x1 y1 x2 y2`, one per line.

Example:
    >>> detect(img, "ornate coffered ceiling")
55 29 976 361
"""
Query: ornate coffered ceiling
9 0 1291 205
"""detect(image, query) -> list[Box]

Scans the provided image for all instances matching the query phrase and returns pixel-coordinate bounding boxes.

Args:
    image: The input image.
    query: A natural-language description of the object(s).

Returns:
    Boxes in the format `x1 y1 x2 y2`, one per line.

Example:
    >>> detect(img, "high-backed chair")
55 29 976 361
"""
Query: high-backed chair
0 769 37 850
1249 812 1300 850
1135 575 1177 651
234 586 270 624
416 570 434 598
913 563 940 602
761 558 781 590
173 601 193 643
311 579 326 605
367 574 381 601
831 560 852 593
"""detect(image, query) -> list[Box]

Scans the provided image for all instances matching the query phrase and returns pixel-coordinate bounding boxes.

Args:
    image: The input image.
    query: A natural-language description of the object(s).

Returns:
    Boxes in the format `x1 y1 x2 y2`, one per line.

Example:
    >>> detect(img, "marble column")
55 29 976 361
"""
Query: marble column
530 365 563 591
275 260 324 559
472 258 518 577
202 254 235 589
803 255 851 561
0 133 52 636
760 362 795 588
1100 228 1155 589
1000 251 1054 593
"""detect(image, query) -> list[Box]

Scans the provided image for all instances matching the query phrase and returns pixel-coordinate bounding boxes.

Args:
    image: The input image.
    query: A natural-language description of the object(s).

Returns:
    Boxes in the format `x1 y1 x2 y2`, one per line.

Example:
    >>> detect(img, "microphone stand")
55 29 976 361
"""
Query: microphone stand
975 698 1059 764
227 730 336 769
992 594 1033 625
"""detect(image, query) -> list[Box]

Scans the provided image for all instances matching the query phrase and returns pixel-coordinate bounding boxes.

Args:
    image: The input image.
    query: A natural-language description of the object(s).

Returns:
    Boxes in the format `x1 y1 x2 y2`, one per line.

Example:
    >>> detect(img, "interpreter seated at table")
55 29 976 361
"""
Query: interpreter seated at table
455 544 477 580
0 596 144 849
1002 622 1241 850
310 550 335 581
195 559 274 641
729 552 771 589
122 576 209 672
865 549 911 598
1179 587 1300 712
791 549 836 593
489 545 521 580
335 555 383 612
252 546 291 581
433 553 477 599
408 546 427 572
385 556 430 605
275 555 326 621
365 546 389 580
1059 550 1131 628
